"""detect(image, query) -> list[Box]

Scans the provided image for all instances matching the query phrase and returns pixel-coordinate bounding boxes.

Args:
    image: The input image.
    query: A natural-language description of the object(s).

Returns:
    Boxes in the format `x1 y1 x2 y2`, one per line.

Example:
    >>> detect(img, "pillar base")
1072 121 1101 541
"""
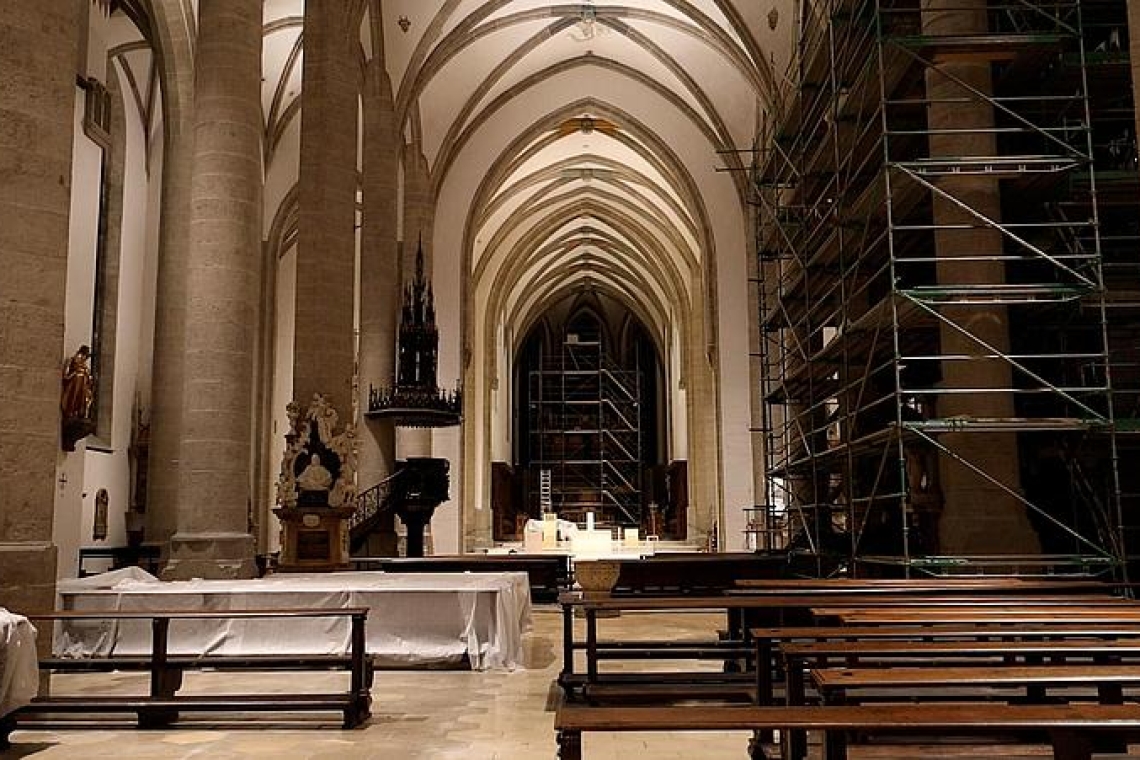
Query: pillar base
0 543 58 661
936 432 1041 556
0 542 58 612
937 495 1042 556
162 532 257 580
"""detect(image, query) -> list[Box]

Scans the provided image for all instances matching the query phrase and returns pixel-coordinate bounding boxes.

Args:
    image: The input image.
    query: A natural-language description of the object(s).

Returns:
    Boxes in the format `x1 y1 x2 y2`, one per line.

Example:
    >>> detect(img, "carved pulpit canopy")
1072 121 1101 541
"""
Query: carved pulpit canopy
367 239 461 428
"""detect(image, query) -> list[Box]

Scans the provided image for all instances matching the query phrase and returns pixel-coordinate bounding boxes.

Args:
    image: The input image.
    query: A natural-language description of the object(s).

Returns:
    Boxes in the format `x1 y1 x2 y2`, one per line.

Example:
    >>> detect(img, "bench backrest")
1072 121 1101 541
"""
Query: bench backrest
555 702 1140 731
812 663 1140 689
782 638 1140 658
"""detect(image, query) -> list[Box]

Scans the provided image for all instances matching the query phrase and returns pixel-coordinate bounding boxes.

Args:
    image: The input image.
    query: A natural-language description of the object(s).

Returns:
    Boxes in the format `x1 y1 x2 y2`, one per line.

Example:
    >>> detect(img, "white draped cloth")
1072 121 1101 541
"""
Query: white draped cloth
0 609 38 718
55 570 531 670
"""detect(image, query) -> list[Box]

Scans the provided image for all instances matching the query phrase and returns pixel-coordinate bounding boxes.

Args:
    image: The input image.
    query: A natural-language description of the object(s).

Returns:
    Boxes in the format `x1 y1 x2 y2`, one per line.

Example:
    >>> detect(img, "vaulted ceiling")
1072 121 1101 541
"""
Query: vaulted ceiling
256 0 795 347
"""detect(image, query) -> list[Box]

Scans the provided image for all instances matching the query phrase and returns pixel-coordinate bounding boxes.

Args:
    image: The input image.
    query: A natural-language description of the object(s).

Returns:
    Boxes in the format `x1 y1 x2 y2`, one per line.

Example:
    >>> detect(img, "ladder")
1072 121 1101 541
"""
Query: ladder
540 468 553 513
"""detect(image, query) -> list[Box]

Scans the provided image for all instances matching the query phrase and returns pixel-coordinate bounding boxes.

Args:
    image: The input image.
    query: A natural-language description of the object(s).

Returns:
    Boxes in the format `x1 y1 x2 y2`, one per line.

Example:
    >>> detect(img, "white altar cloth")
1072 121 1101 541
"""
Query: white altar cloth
56 571 531 670
0 609 38 718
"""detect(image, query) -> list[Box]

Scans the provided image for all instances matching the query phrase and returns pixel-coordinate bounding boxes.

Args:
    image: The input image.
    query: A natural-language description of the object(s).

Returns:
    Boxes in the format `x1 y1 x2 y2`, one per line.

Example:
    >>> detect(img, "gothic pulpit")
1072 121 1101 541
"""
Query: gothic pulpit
366 240 462 556
392 457 450 558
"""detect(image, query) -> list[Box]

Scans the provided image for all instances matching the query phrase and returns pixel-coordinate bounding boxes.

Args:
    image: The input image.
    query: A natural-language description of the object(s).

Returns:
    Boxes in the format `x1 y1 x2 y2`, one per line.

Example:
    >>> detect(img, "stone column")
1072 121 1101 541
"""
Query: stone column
1129 2 1140 154
0 1 81 610
294 3 358 412
356 61 399 554
162 0 262 579
680 305 720 548
146 5 196 547
923 0 1039 553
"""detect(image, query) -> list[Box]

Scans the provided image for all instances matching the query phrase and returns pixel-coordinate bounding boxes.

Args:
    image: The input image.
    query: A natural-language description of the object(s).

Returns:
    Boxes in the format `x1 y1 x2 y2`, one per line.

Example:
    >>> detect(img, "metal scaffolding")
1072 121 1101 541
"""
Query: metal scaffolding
754 0 1133 577
529 337 643 525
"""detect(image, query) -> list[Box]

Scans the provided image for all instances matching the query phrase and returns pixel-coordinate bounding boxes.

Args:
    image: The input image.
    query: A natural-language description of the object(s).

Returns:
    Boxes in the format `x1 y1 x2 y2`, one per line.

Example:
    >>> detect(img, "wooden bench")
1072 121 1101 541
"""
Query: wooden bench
350 553 570 603
782 637 1140 703
559 593 856 701
731 593 1133 629
561 591 1140 702
554 702 1140 760
815 606 1140 625
732 593 1134 606
3 607 372 742
778 640 1140 760
751 623 1140 710
812 663 1140 705
734 578 1130 594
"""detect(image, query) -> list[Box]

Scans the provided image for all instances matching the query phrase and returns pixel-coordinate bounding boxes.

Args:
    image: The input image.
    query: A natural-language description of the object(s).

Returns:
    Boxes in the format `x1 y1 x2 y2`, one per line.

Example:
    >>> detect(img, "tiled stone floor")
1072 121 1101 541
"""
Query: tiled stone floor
3 607 1135 758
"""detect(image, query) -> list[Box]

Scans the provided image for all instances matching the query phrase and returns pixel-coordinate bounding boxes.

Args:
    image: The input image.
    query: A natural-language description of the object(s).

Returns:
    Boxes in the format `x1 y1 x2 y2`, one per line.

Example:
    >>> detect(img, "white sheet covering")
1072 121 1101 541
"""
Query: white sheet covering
0 609 39 718
55 571 531 670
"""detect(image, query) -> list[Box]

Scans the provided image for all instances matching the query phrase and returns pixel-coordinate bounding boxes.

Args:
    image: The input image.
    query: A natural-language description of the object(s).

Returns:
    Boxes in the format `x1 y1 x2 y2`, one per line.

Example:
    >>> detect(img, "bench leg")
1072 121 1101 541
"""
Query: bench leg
559 604 575 694
822 729 848 760
138 706 178 729
139 663 182 729
1049 729 1095 760
153 666 183 699
353 659 374 724
724 610 742 673
364 659 375 690
747 730 773 759
1 713 14 749
557 728 582 760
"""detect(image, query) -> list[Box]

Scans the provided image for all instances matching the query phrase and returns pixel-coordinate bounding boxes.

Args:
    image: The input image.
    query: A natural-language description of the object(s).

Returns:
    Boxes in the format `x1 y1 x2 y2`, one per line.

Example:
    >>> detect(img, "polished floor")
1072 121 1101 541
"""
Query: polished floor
3 607 1133 759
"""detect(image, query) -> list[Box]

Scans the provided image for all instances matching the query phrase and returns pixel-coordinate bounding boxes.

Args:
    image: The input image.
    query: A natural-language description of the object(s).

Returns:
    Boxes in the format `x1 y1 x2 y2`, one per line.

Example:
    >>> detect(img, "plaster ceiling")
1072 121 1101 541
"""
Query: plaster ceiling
255 0 786 345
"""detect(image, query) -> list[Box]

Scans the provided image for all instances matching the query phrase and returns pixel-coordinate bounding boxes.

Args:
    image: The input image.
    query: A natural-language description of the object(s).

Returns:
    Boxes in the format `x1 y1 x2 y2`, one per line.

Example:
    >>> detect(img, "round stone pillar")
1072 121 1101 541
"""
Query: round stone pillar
293 3 359 411
356 62 400 555
923 0 1039 554
1129 2 1140 150
0 0 81 610
163 0 263 579
145 84 193 546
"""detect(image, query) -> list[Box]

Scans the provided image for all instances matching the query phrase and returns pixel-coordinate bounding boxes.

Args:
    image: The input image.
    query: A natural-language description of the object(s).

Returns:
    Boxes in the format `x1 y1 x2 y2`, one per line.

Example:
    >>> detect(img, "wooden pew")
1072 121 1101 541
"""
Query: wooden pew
732 594 1132 606
734 578 1129 595
4 607 372 741
561 592 1140 702
560 593 962 700
554 702 1140 760
816 606 1140 626
782 637 1140 705
780 639 1140 760
811 663 1140 705
751 623 1140 711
